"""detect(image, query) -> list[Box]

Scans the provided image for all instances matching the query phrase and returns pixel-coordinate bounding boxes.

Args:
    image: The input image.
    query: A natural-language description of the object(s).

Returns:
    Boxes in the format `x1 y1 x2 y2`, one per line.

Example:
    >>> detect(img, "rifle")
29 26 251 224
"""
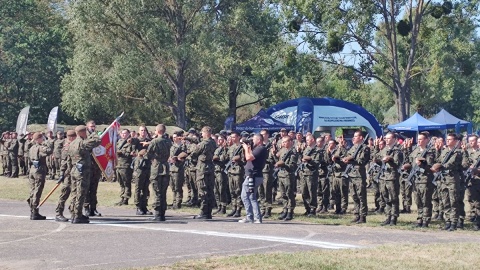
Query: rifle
342 134 370 178
432 142 461 186
295 146 317 177
405 140 433 187
373 146 396 183
464 155 480 188
223 144 244 174
325 145 339 181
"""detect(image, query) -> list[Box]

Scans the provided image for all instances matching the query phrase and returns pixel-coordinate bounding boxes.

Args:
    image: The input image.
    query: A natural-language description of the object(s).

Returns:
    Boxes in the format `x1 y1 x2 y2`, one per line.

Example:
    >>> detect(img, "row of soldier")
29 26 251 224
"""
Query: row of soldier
3 124 479 230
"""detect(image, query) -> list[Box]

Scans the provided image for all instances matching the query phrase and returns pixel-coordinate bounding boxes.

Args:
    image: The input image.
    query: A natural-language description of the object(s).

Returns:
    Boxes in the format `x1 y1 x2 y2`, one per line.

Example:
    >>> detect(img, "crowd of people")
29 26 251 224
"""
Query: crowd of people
1 123 479 231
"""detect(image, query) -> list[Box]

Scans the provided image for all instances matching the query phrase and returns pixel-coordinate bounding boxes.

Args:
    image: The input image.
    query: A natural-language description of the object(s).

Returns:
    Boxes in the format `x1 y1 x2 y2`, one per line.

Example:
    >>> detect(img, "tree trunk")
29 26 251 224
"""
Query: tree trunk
397 85 407 122
175 63 187 129
227 78 238 124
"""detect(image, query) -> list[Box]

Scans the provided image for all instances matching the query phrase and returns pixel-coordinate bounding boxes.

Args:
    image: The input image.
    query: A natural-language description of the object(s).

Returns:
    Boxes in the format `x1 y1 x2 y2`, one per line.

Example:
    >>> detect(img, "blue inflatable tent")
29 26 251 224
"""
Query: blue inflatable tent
235 110 294 132
387 112 446 131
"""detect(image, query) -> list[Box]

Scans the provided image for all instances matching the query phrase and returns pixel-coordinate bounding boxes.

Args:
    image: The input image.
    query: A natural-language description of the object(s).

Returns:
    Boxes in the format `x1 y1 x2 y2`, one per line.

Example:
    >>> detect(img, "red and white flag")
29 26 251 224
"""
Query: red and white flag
92 113 123 181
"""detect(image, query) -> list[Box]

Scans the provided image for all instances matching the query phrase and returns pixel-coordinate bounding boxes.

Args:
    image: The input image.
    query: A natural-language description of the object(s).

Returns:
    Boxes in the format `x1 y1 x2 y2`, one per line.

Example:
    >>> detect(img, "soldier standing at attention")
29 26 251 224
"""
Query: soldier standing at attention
55 130 77 222
275 136 298 221
465 135 479 223
468 137 480 230
115 129 135 206
8 132 20 178
190 126 217 219
45 131 56 180
328 138 348 214
169 132 187 209
53 131 65 179
184 132 199 207
432 133 463 231
342 131 370 223
299 134 320 216
212 135 229 215
259 129 275 218
315 136 329 213
27 132 53 220
226 131 245 218
377 133 403 226
402 132 436 227
145 124 172 221
84 120 103 217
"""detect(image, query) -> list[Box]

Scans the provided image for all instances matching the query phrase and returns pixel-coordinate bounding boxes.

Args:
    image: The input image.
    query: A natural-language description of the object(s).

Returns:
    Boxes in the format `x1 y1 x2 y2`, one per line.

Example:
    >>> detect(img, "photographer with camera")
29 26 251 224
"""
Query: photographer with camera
238 134 268 223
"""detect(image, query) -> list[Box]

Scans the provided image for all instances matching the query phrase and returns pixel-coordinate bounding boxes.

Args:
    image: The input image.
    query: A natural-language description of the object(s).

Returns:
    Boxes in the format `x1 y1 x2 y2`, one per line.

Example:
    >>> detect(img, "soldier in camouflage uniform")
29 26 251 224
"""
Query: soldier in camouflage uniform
226 131 245 217
84 120 103 217
53 131 65 178
67 125 101 224
55 130 77 222
8 132 19 178
402 132 436 227
145 124 172 221
341 131 370 223
259 130 276 218
432 137 445 220
376 133 403 226
326 139 348 214
45 131 56 180
298 134 320 216
0 132 9 176
115 129 136 206
468 137 480 230
184 133 199 206
17 133 26 176
27 132 54 220
190 126 217 219
274 136 298 221
169 132 187 209
132 125 152 214
465 135 479 223
370 139 386 213
212 135 228 215
432 133 463 231
315 137 329 213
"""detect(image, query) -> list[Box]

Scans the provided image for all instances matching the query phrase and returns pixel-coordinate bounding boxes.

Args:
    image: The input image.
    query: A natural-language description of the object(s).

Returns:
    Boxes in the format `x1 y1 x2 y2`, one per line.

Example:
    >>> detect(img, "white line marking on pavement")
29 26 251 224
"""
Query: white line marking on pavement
0 215 67 245
92 222 360 249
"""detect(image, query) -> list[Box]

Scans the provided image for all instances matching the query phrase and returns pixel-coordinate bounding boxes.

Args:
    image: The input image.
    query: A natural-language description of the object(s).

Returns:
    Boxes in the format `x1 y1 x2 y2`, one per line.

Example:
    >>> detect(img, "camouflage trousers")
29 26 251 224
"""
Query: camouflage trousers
214 170 228 208
350 177 367 217
300 172 318 211
133 168 149 208
279 174 296 211
259 170 274 210
380 179 400 217
317 175 330 209
84 164 101 210
332 175 349 212
28 166 47 209
150 174 169 215
414 183 433 222
228 173 244 208
400 179 413 209
170 170 185 206
432 186 444 215
116 167 133 199
55 175 72 216
440 182 460 223
70 168 91 219
197 170 216 215
466 182 480 220
185 168 198 203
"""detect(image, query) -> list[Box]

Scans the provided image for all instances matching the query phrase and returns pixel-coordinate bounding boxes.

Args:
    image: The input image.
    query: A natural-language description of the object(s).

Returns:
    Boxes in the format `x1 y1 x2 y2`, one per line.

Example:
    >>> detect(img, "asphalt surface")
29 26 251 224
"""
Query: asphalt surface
1 199 479 270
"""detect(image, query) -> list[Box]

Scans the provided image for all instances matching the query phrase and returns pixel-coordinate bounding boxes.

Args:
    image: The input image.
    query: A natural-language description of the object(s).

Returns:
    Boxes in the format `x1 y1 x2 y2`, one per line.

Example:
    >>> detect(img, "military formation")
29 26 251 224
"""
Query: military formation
1 125 480 231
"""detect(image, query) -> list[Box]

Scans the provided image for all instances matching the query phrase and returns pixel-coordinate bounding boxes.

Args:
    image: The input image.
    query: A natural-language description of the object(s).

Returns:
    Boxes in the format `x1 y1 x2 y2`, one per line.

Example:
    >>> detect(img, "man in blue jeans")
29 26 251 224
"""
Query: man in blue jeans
239 134 268 223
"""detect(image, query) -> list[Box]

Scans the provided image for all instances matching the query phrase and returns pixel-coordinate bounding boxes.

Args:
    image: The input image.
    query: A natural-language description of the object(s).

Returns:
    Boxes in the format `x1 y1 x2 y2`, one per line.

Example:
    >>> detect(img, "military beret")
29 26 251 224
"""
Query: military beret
75 125 87 133
32 132 43 140
138 149 147 156
177 152 188 159
66 130 76 137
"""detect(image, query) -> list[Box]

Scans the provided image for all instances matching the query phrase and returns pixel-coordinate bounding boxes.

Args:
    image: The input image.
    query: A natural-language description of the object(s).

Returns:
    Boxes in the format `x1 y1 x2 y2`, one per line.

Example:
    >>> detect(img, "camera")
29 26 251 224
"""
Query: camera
240 137 253 147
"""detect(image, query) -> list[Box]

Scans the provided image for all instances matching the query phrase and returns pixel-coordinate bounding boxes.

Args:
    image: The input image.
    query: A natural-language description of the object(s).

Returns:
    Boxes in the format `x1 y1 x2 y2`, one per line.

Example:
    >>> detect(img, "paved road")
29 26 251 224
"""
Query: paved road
1 199 479 270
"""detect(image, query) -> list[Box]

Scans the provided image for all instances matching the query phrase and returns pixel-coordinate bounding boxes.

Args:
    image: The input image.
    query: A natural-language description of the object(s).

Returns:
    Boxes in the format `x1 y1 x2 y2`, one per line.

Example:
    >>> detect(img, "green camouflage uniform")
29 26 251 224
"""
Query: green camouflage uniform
326 146 348 213
227 144 245 210
275 147 298 213
436 147 463 225
299 145 320 214
27 140 53 211
67 134 101 219
342 143 370 218
213 145 229 209
377 144 403 218
116 138 135 201
57 140 74 217
147 136 172 217
169 142 187 207
185 142 198 204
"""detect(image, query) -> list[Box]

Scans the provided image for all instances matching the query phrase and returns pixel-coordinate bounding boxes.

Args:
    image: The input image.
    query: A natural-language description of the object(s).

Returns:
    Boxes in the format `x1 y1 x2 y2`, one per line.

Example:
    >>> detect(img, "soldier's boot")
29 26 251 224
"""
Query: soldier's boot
284 210 294 221
89 207 101 217
31 209 46 220
457 218 464 229
414 219 423 228
437 212 445 221
83 206 90 217
195 210 211 220
374 201 380 212
55 212 69 222
327 204 334 210
474 220 480 231
316 205 323 213
448 222 457 232
381 216 391 226
406 206 411 213
278 209 288 220
356 216 366 224
303 208 310 216
351 215 360 223
150 211 165 221
220 206 226 214
432 212 439 220
444 221 451 230
233 207 242 218
376 207 385 214
422 219 430 228
319 204 329 213
260 209 266 217
308 208 316 217
263 208 272 219
124 198 129 205
142 207 153 215
72 217 89 224
389 216 397 226
226 206 237 217
136 207 145 215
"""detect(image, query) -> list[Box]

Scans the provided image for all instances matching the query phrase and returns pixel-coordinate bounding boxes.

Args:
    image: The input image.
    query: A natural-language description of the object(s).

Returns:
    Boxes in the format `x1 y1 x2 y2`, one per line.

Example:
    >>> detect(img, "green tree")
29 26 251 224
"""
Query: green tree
274 0 479 121
0 0 71 130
